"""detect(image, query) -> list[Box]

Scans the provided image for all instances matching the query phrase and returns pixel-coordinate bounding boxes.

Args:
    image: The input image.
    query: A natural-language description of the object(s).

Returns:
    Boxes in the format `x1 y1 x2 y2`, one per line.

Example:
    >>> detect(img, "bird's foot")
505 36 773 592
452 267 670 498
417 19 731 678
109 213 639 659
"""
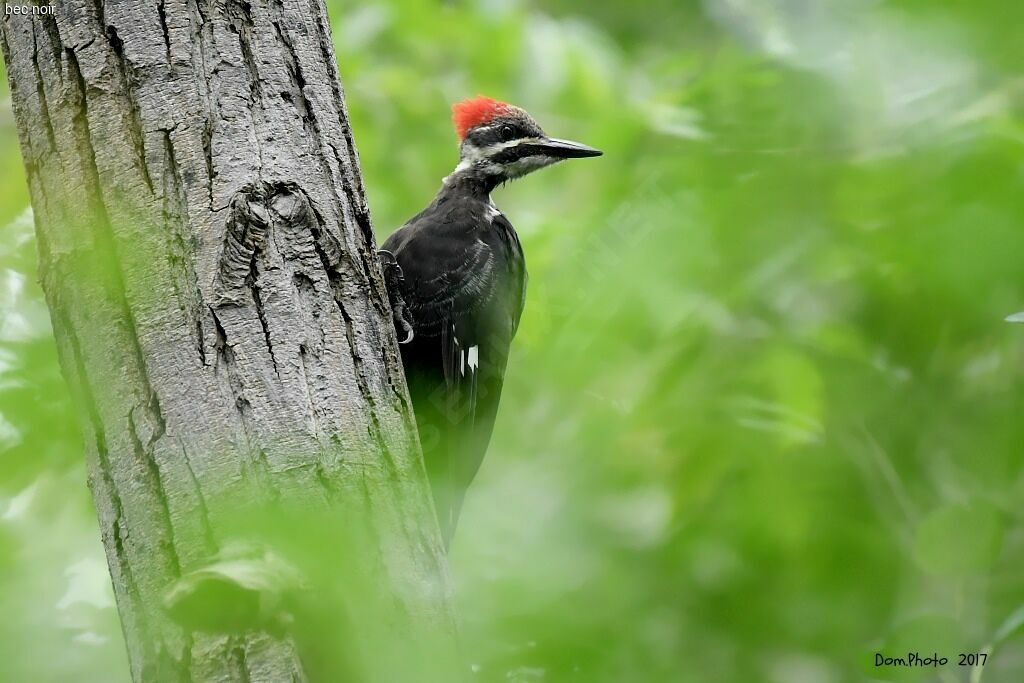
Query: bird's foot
377 250 415 344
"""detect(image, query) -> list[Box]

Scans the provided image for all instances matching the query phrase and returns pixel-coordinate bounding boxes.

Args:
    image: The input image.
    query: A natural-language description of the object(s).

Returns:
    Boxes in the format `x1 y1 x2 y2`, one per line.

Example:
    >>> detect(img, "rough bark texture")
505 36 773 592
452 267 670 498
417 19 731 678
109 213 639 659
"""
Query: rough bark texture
1 1 455 680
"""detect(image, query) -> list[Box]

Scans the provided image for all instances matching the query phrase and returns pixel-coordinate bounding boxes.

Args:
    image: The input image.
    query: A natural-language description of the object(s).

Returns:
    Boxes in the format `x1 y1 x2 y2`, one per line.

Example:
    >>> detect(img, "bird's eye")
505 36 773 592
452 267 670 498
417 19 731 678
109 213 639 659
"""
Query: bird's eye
499 124 516 141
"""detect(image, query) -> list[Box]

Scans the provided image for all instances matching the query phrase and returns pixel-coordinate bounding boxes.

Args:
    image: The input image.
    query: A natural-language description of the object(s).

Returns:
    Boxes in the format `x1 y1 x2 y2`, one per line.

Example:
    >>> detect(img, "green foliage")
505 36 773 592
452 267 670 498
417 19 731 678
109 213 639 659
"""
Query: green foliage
3 0 1024 681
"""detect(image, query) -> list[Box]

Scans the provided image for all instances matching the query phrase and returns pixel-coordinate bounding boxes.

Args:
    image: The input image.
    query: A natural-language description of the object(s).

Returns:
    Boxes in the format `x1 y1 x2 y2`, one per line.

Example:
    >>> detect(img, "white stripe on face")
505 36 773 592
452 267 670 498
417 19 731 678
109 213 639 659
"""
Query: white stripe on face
452 136 555 178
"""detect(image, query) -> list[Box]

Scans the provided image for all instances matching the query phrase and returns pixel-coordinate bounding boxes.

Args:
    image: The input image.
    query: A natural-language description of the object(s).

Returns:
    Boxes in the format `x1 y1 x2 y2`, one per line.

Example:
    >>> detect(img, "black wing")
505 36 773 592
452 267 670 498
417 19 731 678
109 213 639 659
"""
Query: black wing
383 209 526 547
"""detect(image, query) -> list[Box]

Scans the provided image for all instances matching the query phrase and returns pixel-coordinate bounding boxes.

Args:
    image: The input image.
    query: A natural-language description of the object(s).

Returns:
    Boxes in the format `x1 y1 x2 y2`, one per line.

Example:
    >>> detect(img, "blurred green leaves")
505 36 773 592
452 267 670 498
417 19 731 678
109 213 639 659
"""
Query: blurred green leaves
2 0 1024 681
0 209 80 492
913 501 1003 578
164 541 308 635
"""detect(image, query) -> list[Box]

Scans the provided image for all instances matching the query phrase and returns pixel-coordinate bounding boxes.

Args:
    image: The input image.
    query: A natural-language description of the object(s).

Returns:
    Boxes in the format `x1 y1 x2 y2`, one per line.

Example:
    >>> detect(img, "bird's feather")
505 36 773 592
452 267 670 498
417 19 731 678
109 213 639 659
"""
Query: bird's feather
382 198 526 547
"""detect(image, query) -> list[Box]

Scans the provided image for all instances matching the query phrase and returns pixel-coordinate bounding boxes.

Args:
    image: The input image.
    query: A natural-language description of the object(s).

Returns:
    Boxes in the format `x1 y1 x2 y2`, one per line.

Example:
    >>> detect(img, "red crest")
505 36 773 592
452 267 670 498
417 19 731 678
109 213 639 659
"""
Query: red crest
452 96 512 140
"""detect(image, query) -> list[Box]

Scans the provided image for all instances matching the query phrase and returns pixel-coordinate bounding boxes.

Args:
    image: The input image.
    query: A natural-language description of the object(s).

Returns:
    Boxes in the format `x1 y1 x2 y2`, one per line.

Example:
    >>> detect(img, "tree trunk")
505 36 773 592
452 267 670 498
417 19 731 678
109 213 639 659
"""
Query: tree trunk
1 1 456 681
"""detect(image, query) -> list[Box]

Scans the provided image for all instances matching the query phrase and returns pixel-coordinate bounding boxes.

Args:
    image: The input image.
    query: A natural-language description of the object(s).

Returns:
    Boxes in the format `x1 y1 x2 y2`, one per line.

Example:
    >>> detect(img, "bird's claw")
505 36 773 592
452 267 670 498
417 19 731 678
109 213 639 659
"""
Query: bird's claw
377 250 415 344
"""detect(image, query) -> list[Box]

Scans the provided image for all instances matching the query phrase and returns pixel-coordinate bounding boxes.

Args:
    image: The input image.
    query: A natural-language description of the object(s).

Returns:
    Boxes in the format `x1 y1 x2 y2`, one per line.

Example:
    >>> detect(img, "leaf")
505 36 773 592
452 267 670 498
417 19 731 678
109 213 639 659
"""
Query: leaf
971 604 1024 683
992 604 1024 644
913 501 1003 578
164 542 306 634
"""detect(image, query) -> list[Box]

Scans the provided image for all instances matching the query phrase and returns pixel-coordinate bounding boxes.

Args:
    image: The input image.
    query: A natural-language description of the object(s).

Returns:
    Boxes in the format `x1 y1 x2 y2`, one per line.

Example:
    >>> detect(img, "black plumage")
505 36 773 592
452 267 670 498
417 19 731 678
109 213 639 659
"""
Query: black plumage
380 97 600 547
383 185 526 546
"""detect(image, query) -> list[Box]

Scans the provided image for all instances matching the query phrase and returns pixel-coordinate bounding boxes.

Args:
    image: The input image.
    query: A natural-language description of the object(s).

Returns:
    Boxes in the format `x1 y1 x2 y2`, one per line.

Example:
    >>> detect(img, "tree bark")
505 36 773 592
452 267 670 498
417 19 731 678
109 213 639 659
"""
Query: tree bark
1 1 456 681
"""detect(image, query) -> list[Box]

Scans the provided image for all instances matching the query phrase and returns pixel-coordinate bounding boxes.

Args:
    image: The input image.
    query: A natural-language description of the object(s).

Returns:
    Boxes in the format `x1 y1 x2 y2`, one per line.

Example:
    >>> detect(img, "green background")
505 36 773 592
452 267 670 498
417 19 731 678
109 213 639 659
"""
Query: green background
2 0 1024 681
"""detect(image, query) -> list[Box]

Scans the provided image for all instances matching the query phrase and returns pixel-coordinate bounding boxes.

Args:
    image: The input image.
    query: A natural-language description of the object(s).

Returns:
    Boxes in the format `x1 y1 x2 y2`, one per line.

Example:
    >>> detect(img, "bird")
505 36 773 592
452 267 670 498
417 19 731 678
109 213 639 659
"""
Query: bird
378 96 602 548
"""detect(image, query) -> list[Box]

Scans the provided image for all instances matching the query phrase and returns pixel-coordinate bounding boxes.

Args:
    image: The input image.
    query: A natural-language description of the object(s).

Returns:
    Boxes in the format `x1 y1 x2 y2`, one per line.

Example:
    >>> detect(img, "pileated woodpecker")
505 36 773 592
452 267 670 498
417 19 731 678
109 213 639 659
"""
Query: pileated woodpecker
379 96 601 547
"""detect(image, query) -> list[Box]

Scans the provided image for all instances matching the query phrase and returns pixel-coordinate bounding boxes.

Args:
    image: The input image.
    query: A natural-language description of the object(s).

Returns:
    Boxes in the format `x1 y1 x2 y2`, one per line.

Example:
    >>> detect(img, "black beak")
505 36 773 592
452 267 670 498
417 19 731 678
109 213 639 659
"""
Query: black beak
537 137 603 159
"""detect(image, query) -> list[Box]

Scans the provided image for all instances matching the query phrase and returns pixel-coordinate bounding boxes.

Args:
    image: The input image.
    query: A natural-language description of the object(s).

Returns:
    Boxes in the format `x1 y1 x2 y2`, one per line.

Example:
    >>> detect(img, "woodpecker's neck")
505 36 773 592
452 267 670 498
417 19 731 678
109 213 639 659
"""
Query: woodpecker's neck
441 161 503 198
